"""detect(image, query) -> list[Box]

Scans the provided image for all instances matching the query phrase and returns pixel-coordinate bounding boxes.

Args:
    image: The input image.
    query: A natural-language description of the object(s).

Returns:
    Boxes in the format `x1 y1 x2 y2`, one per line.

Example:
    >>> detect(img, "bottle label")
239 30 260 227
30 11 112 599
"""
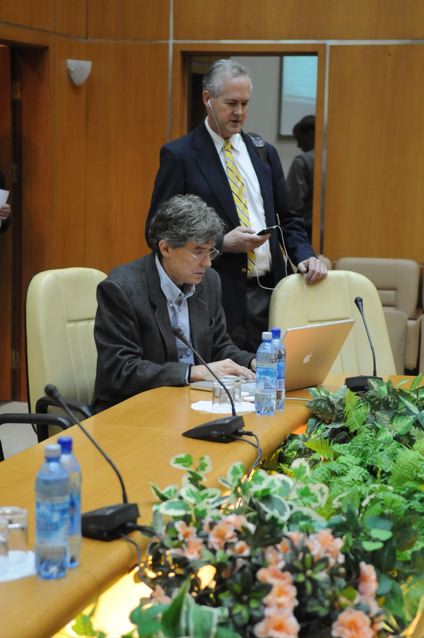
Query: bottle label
36 497 70 545
256 367 276 391
68 473 82 535
69 492 81 535
276 360 285 390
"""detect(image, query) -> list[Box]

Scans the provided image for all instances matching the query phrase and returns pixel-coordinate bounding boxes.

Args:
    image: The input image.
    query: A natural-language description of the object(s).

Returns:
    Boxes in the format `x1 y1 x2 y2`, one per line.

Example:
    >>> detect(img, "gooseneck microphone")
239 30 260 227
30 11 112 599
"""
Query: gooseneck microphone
44 384 140 540
172 327 245 442
344 296 383 393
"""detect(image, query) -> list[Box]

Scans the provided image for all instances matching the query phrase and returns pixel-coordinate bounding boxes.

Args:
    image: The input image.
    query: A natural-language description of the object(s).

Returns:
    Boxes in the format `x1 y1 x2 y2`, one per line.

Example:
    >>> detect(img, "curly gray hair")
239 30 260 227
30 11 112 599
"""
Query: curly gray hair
148 194 225 251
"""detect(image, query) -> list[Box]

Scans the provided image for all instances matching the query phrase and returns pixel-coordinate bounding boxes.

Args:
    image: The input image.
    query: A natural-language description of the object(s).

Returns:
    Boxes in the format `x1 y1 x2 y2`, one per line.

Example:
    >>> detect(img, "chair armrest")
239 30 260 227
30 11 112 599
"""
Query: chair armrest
0 413 72 429
36 395 93 420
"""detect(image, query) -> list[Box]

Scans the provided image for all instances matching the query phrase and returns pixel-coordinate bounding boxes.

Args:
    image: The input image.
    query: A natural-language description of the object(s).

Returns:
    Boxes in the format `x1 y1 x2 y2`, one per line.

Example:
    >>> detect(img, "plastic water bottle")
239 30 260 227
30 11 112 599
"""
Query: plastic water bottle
255 331 277 415
58 436 82 567
271 327 286 412
35 443 70 579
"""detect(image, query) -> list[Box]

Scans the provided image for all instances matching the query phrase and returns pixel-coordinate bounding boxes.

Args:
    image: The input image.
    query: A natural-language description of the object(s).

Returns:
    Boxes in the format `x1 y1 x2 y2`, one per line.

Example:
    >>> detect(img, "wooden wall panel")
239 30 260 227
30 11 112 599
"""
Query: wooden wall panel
48 36 88 267
0 0 53 30
87 0 169 40
323 45 424 261
53 0 87 37
174 0 424 40
84 42 168 271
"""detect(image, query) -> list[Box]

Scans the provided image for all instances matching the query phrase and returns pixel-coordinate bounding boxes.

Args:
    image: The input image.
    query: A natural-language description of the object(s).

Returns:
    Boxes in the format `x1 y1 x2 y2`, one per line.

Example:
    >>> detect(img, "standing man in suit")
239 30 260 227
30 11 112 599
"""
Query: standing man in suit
93 194 255 413
146 59 327 352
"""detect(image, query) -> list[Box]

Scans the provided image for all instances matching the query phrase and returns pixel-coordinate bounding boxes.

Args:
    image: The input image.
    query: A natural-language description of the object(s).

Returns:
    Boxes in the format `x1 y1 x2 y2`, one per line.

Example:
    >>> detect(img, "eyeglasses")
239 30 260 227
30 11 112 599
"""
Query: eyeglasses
184 247 220 262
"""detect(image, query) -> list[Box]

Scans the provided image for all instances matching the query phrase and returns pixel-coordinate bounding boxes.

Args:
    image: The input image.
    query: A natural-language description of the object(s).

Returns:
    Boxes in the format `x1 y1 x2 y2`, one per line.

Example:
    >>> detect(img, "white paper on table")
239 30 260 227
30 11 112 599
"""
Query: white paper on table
191 400 255 414
0 550 36 582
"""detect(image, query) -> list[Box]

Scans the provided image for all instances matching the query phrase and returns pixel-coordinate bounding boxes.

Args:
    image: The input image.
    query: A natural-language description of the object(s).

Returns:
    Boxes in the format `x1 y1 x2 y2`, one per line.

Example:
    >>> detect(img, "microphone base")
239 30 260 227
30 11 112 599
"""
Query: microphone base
82 503 140 541
183 415 245 443
345 375 383 393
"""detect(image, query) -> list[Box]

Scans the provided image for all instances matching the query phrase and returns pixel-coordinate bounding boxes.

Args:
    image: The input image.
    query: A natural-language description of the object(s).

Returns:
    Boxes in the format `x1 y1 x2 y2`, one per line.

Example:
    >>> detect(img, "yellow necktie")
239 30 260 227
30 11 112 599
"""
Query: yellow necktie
223 140 255 273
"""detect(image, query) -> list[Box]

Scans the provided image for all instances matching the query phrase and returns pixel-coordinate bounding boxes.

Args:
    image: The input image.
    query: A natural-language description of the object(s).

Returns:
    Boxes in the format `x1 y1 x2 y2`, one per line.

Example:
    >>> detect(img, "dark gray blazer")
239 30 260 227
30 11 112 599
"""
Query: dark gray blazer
92 253 253 413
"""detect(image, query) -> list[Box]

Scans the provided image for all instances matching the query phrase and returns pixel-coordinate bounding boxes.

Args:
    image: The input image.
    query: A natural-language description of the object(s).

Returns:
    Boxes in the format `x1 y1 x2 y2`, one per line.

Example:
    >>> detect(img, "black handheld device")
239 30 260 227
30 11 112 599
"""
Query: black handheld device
257 226 277 236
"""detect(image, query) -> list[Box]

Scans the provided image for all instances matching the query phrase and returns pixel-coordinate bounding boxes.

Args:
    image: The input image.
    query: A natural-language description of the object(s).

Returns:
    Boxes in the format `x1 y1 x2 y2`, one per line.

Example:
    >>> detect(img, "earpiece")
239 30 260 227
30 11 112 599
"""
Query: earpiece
207 99 212 108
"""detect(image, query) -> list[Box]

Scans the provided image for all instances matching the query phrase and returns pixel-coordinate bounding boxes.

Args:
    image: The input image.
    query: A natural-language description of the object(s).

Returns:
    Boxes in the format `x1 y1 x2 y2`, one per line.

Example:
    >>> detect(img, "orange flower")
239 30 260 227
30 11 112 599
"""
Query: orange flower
226 513 256 534
331 608 374 638
231 540 251 557
174 520 197 542
171 535 204 560
254 609 300 638
208 519 236 550
257 566 293 587
306 529 344 567
358 562 378 598
265 546 285 567
276 531 304 556
264 581 298 611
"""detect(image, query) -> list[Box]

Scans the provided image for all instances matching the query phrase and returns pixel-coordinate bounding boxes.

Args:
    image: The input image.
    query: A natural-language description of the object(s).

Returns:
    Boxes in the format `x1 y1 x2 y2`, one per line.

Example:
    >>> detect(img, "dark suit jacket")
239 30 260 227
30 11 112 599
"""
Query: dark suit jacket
146 123 315 333
92 253 253 413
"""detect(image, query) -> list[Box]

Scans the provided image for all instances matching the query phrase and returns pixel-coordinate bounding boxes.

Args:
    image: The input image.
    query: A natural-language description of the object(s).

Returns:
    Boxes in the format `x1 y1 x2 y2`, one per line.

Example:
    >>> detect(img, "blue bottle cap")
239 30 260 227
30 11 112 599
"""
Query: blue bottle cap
271 328 281 338
58 436 73 453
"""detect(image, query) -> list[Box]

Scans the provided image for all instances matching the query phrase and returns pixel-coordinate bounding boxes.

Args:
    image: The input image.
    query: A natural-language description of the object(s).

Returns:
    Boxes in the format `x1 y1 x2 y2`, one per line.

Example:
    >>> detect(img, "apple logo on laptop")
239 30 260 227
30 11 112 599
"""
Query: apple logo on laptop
303 352 313 365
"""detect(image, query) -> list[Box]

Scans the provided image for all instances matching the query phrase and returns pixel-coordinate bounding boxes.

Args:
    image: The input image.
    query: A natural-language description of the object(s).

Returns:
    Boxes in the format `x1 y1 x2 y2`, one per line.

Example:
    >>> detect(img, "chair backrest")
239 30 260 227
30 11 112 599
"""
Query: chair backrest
268 270 396 376
334 257 419 318
26 267 107 411
334 257 421 372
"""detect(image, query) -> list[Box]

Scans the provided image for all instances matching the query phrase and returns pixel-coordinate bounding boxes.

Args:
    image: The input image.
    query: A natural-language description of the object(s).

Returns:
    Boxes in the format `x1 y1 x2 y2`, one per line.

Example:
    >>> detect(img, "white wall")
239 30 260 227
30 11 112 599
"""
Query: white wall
232 56 299 175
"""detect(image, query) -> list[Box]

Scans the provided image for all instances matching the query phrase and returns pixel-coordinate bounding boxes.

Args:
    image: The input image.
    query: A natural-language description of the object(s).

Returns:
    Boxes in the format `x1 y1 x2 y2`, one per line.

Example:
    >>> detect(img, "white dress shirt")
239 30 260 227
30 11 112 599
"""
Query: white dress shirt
205 118 272 277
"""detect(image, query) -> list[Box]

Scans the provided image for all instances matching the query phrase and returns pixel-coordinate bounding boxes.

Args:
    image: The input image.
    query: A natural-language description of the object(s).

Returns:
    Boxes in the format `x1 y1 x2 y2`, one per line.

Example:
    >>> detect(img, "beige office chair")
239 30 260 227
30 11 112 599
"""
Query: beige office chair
26 267 107 439
334 257 421 373
268 270 396 376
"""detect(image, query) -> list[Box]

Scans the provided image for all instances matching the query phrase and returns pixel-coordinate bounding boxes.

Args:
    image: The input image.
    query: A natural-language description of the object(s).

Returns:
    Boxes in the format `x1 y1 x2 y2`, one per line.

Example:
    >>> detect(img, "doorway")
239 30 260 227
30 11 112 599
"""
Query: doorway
0 43 47 401
185 52 319 242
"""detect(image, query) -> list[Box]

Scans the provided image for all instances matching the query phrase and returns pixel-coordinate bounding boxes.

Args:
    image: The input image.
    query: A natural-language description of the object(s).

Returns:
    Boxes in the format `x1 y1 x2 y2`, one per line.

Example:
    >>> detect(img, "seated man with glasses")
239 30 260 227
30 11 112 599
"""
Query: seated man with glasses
92 194 255 413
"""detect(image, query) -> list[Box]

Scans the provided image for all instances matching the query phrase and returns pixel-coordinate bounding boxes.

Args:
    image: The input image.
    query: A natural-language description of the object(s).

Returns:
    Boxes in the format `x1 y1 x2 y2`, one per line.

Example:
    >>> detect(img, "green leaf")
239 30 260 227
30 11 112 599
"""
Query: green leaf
304 438 336 459
369 528 393 541
398 396 419 414
345 391 367 431
364 516 392 531
377 573 395 595
361 540 384 551
161 580 190 637
158 499 190 516
180 485 202 504
220 462 245 488
410 374 423 391
256 494 291 522
171 454 193 469
187 598 222 638
392 415 416 436
130 604 166 638
150 483 178 502
196 455 212 474
71 613 98 637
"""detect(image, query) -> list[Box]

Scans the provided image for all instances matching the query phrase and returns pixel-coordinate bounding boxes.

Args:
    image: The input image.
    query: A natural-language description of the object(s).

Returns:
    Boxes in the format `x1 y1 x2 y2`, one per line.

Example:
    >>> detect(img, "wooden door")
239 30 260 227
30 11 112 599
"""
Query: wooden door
0 45 12 400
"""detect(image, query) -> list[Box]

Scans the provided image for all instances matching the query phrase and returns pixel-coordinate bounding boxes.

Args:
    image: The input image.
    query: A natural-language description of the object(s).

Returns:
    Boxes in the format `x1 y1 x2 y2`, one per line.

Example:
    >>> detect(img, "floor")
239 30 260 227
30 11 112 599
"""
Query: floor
0 402 37 460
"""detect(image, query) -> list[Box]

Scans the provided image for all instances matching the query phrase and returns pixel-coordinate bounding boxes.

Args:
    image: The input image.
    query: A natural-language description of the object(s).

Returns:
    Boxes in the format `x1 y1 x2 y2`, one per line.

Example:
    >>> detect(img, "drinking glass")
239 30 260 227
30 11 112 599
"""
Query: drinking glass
0 516 8 572
212 378 236 406
0 507 28 565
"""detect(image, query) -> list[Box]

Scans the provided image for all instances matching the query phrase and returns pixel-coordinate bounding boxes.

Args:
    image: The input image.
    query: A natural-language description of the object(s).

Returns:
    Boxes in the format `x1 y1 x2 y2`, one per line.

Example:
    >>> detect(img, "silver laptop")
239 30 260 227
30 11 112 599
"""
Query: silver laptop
284 318 354 391
190 318 354 394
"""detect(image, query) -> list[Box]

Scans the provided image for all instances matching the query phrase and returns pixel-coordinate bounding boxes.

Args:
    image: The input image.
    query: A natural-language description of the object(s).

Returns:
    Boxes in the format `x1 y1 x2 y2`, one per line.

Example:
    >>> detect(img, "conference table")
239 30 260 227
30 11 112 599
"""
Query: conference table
0 383 314 638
